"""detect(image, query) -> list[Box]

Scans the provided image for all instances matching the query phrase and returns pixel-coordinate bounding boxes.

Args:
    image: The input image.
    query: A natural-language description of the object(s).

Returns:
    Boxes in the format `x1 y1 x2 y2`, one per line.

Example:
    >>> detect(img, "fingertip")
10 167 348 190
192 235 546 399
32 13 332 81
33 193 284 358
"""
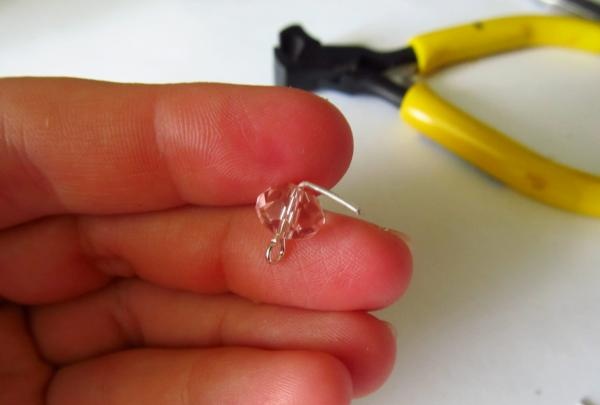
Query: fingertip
358 225 413 309
266 87 354 189
284 215 413 311
155 84 353 204
274 351 353 405
344 314 398 397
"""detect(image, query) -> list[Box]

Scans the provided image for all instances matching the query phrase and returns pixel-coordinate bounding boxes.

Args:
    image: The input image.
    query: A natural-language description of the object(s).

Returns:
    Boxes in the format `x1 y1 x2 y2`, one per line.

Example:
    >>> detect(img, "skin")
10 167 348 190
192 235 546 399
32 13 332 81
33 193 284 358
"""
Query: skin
0 78 412 405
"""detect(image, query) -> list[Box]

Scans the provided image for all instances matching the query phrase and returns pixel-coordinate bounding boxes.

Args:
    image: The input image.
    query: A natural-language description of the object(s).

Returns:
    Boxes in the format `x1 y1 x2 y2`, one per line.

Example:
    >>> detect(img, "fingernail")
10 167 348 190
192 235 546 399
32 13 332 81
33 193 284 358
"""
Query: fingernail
382 228 413 251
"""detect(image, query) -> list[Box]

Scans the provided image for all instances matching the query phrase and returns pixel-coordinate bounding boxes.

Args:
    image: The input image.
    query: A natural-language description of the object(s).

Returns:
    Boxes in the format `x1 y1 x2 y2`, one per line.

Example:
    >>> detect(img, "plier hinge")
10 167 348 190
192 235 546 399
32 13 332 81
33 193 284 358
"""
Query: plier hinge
275 25 417 105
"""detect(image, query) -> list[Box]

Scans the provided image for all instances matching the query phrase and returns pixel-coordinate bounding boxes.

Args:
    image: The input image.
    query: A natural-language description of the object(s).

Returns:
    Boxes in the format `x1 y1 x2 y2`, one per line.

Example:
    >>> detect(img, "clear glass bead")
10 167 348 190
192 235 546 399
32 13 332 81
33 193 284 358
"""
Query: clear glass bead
255 183 325 240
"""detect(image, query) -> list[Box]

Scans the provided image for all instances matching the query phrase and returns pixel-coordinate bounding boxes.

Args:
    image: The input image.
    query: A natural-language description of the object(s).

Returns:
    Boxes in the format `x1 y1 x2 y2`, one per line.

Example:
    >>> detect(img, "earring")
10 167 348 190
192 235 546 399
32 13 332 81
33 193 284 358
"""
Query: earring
255 181 360 264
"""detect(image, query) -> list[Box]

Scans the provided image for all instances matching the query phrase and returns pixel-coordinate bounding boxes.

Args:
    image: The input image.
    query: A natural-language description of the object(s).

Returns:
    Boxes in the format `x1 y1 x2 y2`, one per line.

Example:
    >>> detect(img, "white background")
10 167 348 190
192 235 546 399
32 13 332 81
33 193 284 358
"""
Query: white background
1 1 599 404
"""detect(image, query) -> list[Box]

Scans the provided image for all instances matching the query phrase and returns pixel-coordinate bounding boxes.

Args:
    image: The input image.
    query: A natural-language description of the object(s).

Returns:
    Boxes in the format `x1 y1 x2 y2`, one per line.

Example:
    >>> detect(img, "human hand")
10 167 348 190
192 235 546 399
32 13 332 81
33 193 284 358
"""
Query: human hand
0 78 412 405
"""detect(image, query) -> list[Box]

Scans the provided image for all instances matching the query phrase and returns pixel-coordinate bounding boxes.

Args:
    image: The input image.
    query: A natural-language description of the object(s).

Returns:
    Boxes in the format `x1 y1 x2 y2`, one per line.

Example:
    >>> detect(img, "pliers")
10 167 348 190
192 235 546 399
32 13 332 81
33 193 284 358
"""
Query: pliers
274 15 600 217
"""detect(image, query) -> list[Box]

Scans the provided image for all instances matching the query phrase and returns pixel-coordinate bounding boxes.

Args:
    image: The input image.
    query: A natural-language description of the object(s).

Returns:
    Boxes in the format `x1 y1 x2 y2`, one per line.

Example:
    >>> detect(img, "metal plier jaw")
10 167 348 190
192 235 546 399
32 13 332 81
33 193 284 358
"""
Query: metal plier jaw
275 25 417 105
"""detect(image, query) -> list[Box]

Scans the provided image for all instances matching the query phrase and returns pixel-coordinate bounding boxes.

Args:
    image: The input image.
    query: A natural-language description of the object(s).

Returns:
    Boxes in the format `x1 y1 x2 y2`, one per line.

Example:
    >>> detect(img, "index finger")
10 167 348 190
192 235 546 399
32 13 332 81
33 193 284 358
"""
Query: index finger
0 78 352 228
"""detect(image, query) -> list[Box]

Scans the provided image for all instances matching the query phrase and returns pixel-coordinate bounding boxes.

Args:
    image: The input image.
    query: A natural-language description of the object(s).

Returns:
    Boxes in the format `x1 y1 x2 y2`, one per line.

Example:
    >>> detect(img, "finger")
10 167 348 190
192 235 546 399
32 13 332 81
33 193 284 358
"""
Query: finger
0 216 112 303
0 208 412 310
0 305 51 405
32 280 396 396
47 348 352 405
0 78 352 228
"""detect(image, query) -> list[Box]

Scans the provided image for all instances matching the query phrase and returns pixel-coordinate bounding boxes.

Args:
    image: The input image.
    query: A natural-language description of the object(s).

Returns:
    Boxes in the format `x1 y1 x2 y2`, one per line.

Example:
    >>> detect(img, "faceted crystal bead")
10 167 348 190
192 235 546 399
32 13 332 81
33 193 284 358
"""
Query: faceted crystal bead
255 183 325 239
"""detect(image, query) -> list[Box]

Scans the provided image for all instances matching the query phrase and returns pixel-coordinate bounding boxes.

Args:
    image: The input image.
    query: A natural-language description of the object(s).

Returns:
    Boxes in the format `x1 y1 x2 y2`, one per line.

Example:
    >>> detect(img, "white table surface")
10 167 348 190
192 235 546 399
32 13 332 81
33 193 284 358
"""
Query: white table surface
1 1 599 404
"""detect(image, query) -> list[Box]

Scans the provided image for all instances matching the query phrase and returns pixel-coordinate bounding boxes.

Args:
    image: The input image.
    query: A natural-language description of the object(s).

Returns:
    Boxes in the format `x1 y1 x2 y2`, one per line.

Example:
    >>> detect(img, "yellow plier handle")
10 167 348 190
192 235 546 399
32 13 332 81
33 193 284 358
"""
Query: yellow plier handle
401 16 600 217
275 16 600 216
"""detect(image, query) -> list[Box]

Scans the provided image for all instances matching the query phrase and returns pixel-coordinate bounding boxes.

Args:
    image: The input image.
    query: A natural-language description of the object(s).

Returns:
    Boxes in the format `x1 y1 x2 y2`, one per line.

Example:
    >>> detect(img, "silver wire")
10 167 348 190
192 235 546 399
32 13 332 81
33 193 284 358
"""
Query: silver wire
266 236 285 263
265 187 300 264
298 181 361 215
